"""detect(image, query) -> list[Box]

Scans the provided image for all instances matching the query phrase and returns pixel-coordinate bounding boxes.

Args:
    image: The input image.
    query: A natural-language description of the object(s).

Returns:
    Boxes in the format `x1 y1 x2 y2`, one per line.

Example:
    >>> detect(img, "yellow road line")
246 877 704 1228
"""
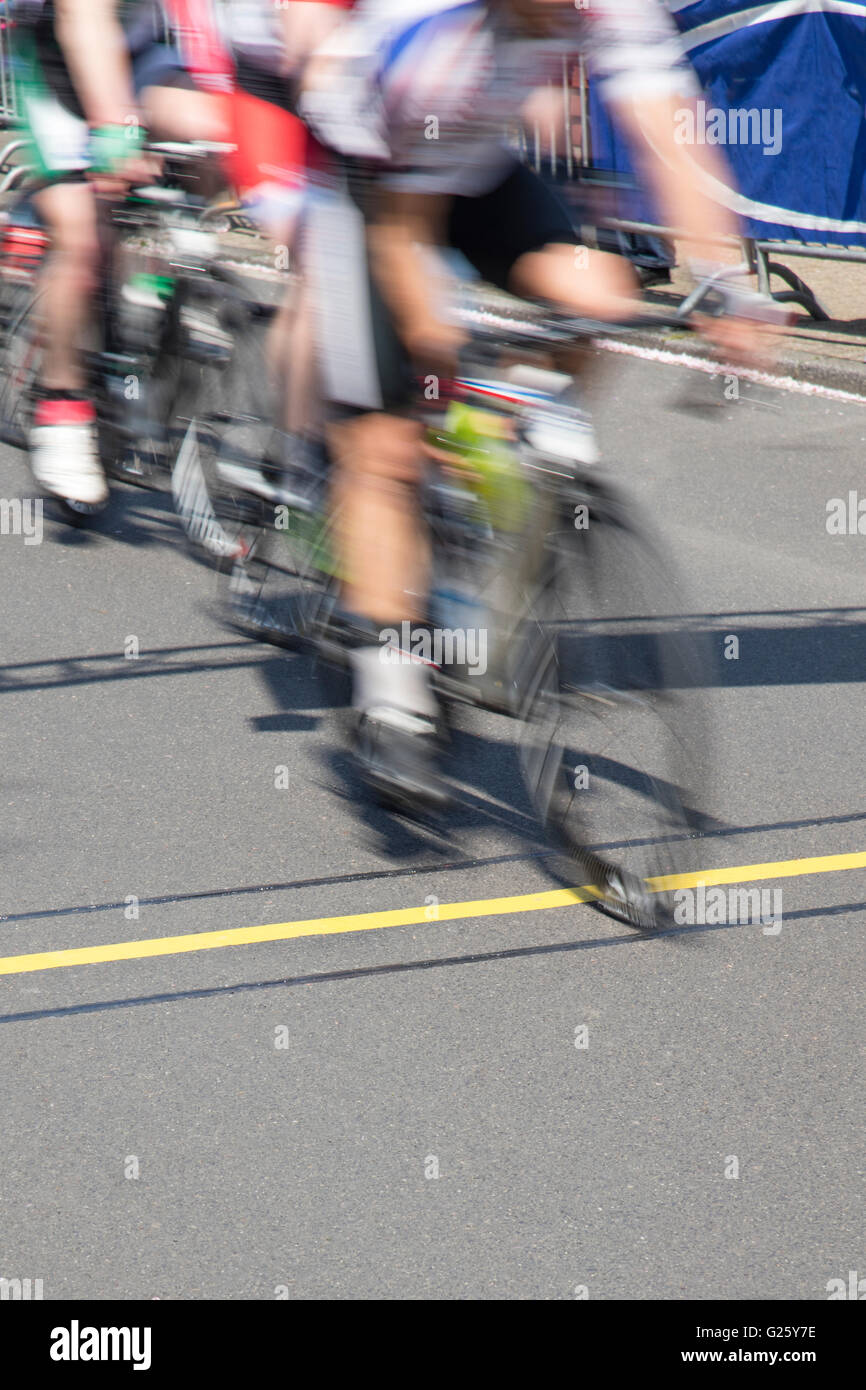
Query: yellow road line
650 849 866 891
0 849 863 979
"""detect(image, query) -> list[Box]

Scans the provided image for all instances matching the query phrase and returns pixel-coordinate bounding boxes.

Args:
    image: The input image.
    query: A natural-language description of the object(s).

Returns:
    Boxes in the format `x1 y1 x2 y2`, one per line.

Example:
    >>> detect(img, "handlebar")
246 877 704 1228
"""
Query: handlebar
448 286 694 352
143 140 237 161
449 275 791 361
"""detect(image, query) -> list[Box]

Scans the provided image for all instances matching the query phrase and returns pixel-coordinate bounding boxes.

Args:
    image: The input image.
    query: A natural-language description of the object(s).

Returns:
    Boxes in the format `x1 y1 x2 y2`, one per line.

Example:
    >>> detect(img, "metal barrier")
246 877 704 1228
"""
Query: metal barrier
748 242 862 321
0 129 35 199
519 54 588 180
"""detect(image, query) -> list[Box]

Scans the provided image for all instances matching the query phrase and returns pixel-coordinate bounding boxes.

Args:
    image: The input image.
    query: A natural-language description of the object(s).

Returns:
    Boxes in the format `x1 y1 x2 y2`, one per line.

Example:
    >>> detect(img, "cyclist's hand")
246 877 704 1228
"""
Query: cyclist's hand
87 123 159 196
89 154 160 197
694 311 778 370
689 263 797 369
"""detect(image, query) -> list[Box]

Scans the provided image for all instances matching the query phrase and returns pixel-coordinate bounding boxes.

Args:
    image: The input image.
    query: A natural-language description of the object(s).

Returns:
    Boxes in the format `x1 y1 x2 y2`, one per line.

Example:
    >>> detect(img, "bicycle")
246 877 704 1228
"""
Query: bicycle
0 138 273 538
184 281 715 930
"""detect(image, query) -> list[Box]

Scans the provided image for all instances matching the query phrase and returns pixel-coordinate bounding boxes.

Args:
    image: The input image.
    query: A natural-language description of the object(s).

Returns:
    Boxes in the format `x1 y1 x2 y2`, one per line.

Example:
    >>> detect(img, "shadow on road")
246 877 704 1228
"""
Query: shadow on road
2 897 863 1027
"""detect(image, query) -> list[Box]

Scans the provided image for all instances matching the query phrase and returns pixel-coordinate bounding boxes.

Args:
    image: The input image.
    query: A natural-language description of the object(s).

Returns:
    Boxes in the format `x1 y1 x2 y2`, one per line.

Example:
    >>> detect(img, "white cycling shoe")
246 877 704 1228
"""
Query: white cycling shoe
30 401 108 507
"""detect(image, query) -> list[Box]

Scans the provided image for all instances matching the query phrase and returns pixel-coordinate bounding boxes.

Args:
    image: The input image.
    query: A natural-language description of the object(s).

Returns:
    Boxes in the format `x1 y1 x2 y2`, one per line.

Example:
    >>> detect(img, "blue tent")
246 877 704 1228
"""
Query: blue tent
589 0 866 246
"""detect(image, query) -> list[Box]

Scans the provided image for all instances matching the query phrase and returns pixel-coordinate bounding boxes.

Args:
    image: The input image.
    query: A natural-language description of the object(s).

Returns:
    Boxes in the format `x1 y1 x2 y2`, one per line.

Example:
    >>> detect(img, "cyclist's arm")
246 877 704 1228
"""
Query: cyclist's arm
585 0 774 355
612 90 777 360
581 0 751 270
367 190 462 373
608 90 741 271
54 0 138 129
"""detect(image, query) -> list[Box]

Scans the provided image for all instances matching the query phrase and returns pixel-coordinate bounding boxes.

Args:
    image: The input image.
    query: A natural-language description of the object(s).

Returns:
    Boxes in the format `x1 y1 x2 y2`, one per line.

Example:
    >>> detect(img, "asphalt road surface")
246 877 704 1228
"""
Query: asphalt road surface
1 353 863 1300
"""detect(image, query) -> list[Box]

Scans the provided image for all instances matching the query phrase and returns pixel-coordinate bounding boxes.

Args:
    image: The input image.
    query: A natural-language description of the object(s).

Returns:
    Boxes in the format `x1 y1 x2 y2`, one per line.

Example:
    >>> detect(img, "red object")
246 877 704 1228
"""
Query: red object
1 225 49 282
219 88 309 200
163 0 236 92
33 398 97 427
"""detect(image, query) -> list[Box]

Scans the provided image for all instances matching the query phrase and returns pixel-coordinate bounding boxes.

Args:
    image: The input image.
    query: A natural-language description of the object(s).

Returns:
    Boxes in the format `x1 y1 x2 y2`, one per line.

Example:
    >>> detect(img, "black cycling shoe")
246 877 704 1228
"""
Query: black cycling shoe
352 707 450 813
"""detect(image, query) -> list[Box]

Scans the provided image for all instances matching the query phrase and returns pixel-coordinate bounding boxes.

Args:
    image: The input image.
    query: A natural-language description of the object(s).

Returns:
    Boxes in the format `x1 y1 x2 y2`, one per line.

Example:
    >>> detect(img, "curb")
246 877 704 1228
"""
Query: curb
625 325 866 398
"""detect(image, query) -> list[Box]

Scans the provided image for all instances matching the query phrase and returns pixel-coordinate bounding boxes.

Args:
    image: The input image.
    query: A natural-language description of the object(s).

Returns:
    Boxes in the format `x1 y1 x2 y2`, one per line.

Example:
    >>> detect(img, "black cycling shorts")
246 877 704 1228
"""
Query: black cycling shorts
449 158 579 293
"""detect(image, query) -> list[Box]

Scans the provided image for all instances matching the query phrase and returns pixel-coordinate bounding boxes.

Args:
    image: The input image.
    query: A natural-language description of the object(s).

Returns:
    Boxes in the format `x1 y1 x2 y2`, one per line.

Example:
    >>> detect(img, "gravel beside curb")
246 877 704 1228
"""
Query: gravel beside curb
618 324 866 397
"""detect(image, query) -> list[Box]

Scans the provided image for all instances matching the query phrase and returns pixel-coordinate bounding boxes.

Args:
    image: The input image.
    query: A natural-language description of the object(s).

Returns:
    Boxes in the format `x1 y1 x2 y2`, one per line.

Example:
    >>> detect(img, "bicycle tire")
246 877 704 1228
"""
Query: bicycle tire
517 478 713 930
224 496 339 650
0 284 41 450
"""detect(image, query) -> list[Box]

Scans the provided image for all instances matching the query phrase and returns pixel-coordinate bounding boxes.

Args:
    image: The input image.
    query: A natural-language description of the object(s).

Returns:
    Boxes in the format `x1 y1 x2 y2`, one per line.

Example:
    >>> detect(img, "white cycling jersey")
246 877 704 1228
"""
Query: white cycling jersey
301 0 697 196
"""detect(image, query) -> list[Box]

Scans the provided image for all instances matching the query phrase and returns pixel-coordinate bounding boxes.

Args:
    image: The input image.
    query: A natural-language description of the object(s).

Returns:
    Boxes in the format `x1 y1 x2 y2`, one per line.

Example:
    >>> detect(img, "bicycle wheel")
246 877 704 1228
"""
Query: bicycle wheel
517 476 713 930
0 285 41 450
224 492 339 650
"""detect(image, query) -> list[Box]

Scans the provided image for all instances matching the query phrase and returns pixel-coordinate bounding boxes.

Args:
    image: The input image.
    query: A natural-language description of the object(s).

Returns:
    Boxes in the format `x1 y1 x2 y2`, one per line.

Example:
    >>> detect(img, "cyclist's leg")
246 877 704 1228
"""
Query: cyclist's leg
11 18 110 505
134 45 231 195
320 222 430 630
510 239 636 322
450 158 635 394
28 175 108 507
502 164 638 388
271 272 319 443
330 409 428 630
331 406 444 806
317 230 443 802
140 79 229 145
34 180 99 394
15 22 97 394
283 133 345 448
19 57 107 503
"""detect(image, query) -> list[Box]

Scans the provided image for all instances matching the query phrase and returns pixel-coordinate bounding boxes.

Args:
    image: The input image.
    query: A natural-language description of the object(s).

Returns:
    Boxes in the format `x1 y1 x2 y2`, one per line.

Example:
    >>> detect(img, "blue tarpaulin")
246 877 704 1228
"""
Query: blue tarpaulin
588 0 866 246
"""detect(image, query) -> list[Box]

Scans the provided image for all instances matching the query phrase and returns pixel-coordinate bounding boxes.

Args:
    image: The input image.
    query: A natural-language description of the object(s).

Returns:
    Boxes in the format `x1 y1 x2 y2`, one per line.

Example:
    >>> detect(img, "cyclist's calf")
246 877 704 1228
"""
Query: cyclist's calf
33 183 101 391
329 412 429 627
36 183 100 295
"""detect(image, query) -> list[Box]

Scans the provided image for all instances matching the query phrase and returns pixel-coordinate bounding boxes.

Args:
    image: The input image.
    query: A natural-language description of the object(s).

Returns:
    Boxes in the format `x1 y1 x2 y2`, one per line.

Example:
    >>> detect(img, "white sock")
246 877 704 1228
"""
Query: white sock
350 643 437 720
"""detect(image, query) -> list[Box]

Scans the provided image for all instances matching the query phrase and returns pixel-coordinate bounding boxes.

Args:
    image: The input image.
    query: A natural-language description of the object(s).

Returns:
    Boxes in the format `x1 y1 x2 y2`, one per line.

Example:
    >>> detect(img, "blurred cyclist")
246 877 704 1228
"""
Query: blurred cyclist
300 0 778 808
174 1 357 479
12 0 227 509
